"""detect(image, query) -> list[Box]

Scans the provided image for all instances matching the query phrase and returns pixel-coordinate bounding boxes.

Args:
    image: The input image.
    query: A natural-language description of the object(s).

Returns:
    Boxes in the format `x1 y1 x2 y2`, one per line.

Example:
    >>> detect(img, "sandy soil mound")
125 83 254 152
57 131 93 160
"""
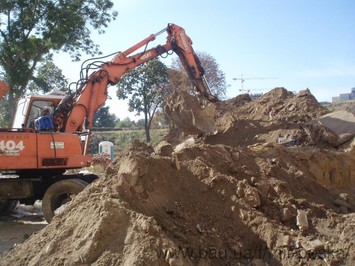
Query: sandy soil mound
203 87 334 148
2 88 354 266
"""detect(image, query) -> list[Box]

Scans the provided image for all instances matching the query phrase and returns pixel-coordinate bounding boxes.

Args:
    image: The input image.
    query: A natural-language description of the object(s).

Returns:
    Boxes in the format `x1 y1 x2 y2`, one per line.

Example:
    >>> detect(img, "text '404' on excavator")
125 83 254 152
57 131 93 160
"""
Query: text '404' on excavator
0 23 218 223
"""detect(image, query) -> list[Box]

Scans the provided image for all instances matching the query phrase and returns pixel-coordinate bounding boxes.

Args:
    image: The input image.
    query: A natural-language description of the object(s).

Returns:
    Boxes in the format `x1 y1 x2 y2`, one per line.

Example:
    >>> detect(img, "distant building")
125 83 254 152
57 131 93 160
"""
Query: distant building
332 87 355 103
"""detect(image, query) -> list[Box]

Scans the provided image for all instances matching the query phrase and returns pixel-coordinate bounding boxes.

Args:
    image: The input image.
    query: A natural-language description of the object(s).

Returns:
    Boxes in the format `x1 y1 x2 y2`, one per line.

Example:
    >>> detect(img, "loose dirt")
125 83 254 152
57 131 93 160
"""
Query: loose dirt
164 90 216 135
1 87 354 265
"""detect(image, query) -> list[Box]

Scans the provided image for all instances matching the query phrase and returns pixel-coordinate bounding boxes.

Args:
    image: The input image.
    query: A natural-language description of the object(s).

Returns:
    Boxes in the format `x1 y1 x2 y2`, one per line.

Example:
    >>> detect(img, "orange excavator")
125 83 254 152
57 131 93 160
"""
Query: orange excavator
0 23 217 222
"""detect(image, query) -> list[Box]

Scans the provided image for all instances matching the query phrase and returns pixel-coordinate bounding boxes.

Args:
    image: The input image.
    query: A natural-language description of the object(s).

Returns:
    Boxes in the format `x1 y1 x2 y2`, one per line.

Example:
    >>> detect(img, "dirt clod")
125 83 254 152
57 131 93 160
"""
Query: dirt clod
164 90 216 135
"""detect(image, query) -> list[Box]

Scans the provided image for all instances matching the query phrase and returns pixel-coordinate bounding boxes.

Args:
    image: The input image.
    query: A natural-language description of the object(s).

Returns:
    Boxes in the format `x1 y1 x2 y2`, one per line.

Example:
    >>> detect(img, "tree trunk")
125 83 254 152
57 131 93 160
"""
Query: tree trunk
144 111 151 143
145 125 150 143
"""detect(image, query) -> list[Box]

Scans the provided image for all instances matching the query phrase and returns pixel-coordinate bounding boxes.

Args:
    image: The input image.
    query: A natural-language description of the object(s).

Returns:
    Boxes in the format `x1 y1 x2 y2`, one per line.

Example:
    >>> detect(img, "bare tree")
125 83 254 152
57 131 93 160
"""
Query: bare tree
170 51 227 99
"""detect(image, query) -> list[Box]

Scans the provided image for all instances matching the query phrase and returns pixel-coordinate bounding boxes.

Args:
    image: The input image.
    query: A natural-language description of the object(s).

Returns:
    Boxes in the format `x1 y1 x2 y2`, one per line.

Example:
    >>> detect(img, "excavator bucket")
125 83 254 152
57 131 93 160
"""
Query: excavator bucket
0 81 10 99
164 91 216 135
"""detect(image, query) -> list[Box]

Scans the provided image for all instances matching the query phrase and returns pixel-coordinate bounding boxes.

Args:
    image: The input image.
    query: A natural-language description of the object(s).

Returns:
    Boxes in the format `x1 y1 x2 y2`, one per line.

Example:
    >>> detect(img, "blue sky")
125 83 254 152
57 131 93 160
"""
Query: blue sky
55 0 355 120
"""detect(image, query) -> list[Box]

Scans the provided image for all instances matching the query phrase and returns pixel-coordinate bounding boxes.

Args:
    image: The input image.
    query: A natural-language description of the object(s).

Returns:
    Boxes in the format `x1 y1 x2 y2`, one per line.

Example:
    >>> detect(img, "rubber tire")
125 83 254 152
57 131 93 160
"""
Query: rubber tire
0 199 18 216
42 179 88 223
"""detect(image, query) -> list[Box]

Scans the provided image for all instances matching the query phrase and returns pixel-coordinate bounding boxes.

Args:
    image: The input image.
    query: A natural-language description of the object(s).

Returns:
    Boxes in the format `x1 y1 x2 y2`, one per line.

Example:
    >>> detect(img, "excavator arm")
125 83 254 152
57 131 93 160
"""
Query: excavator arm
105 23 217 101
52 23 217 134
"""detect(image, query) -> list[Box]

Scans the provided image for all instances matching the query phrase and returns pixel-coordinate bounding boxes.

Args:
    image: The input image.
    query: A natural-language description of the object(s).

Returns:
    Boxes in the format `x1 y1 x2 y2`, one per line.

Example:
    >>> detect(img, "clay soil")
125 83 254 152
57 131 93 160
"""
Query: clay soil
1 88 355 266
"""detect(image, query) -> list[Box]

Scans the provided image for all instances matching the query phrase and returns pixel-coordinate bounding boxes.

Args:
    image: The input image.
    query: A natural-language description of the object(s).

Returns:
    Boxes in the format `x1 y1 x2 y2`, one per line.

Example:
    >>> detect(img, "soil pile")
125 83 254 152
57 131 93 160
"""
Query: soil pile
2 88 355 266
203 87 334 148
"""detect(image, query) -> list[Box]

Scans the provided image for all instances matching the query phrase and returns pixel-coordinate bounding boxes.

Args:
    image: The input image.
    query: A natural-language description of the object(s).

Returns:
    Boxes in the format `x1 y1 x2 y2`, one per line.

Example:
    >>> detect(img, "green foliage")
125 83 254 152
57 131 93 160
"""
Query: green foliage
116 59 169 142
116 59 169 114
27 56 68 93
0 0 118 123
0 0 118 63
115 117 135 128
93 106 117 128
114 117 146 129
136 119 146 128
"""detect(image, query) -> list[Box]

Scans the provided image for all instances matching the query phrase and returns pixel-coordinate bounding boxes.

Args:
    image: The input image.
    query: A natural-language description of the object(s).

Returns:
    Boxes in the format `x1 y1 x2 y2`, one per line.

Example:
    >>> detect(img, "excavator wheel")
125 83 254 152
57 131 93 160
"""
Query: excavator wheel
42 179 88 223
0 199 18 216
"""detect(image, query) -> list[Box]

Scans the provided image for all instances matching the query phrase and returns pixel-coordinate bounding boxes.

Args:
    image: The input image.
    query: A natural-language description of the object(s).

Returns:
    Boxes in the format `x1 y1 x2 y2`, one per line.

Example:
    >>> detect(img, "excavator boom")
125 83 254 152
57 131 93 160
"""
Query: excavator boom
52 23 217 134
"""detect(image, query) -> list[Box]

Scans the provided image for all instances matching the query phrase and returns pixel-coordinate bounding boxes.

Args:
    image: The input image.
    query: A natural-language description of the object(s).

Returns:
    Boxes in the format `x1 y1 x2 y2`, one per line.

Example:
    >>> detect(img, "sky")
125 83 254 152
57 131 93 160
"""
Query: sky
54 0 355 121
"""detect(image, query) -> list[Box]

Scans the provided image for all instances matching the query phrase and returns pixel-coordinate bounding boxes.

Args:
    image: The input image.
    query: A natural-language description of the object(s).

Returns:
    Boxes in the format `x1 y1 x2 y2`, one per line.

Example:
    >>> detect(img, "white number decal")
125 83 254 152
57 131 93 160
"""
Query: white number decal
0 140 25 151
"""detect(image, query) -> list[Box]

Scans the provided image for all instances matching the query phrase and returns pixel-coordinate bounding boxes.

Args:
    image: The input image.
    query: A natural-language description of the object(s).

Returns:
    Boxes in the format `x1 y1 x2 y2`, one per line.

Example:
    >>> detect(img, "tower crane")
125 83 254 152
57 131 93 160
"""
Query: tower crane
233 74 277 92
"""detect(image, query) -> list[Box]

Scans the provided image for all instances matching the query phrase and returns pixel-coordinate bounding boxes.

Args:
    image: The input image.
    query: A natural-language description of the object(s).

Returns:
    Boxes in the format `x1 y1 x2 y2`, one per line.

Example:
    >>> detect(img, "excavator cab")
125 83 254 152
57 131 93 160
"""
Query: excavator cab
2 90 92 172
12 92 66 130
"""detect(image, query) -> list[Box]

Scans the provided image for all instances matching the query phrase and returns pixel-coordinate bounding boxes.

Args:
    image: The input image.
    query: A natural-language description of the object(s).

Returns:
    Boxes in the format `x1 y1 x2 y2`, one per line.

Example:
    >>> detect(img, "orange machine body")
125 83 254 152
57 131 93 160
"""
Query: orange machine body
0 131 91 170
0 93 92 171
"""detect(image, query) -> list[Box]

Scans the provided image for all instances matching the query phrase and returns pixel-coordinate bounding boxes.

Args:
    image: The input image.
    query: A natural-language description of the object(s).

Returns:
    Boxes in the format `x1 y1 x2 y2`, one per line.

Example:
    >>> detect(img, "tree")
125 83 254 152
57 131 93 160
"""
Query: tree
116 59 168 143
170 51 227 100
93 106 117 128
135 119 146 129
115 117 135 129
0 0 118 125
27 55 68 94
